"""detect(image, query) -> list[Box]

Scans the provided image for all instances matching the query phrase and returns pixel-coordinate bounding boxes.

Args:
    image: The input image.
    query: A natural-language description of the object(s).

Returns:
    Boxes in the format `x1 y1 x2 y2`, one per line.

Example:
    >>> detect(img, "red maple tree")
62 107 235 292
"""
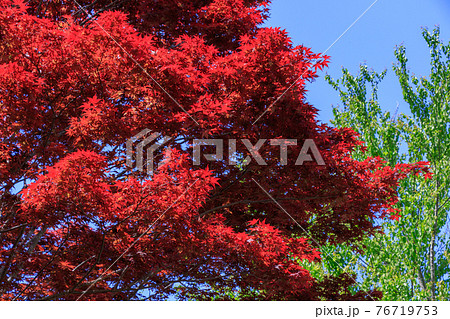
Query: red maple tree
0 0 430 300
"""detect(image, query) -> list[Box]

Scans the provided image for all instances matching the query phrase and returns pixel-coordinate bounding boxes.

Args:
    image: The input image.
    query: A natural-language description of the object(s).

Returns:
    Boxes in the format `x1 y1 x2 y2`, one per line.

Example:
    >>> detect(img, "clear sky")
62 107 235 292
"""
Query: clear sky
264 0 450 123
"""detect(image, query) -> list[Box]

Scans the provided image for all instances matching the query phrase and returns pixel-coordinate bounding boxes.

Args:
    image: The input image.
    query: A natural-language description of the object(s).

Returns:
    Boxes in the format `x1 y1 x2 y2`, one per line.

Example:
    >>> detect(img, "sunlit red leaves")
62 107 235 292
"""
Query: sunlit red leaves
20 151 110 225
0 0 432 301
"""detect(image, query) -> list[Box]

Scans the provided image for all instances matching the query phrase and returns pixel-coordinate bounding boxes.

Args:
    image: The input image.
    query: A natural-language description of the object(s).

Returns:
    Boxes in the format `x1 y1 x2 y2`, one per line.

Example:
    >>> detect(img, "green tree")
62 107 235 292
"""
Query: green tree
324 27 450 301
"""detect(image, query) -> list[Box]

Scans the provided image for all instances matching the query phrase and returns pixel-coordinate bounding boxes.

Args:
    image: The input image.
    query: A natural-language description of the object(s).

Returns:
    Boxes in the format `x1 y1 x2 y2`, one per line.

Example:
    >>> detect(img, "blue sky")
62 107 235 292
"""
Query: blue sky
264 0 450 289
264 0 450 123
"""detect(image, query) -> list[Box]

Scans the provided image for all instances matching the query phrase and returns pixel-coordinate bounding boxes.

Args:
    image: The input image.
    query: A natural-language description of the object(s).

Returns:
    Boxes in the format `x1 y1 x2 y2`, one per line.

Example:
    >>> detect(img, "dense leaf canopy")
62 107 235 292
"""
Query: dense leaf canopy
0 0 429 300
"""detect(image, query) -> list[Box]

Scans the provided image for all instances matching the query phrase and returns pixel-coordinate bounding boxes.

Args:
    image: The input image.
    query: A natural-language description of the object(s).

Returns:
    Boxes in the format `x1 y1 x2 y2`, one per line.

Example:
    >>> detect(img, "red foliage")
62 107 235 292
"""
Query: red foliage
0 0 430 300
